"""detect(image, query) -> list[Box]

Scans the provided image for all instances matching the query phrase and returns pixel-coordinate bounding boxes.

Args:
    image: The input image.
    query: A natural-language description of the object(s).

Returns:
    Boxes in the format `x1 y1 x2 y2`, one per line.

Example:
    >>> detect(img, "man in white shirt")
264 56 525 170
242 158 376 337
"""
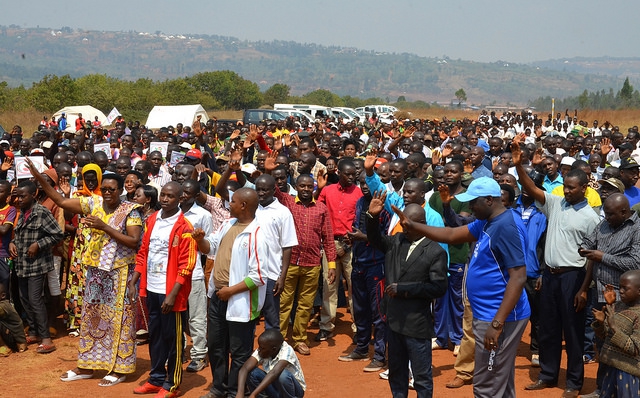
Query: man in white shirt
253 174 298 330
180 180 214 373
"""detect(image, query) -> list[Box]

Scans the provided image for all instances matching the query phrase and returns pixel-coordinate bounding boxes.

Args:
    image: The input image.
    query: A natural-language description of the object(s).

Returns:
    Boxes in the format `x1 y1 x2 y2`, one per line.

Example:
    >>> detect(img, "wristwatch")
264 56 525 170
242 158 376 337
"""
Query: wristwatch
491 320 504 330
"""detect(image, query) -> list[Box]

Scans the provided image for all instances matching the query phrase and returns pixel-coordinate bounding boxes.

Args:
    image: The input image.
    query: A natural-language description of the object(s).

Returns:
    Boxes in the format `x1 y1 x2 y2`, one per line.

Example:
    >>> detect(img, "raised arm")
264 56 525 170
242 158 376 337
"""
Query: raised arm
511 138 546 205
391 205 474 245
25 157 83 214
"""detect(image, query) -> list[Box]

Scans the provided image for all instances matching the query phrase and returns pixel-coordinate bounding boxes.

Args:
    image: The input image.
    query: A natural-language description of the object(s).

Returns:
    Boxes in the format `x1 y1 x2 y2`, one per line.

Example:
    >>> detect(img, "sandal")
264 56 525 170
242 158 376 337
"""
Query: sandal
68 330 80 337
36 343 57 354
25 335 39 345
98 374 126 387
60 369 93 382
0 346 10 357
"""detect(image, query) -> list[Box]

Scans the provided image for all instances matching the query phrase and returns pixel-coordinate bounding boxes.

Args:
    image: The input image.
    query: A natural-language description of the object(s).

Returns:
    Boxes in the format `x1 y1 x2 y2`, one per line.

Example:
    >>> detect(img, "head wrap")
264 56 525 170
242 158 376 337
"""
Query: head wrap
76 163 103 197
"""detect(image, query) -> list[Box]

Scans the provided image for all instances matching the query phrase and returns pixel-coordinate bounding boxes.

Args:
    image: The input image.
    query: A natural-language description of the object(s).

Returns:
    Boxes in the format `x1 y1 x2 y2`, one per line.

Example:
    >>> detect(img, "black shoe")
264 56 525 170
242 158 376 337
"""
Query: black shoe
314 329 333 342
525 380 557 390
338 351 369 362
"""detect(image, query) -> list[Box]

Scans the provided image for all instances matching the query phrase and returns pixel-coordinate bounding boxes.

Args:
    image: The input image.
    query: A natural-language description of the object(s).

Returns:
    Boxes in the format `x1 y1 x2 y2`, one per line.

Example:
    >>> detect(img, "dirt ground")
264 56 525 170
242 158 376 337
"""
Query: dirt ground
2 308 597 398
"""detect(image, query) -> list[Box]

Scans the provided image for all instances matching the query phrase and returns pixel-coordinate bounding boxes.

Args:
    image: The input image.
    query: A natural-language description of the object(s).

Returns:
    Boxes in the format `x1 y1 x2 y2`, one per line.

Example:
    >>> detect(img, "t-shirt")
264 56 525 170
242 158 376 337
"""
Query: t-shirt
429 191 470 264
0 205 16 258
146 210 181 294
466 210 531 322
625 186 640 208
213 222 249 289
251 342 306 391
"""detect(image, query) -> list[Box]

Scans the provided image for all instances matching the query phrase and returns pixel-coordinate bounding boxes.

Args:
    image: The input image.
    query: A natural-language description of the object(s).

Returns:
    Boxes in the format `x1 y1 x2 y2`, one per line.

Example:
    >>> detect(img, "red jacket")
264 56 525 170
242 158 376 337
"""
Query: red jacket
135 211 197 312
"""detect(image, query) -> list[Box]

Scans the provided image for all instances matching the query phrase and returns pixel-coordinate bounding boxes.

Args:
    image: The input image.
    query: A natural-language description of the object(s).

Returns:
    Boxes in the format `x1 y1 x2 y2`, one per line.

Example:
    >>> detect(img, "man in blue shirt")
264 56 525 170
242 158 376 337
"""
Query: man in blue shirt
393 177 530 398
618 157 640 207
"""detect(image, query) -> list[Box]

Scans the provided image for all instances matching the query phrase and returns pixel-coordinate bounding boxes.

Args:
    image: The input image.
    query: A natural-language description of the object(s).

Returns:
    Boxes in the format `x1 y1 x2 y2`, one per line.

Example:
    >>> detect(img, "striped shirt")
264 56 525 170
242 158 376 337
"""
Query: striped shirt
580 212 640 302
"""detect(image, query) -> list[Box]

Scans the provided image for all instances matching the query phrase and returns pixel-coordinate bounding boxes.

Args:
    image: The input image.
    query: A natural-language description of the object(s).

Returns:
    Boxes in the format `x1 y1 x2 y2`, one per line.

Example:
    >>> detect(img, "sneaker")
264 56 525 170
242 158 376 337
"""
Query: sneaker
379 369 389 380
409 378 415 390
580 390 601 398
134 381 163 394
186 359 207 372
315 329 333 342
583 355 596 364
364 359 385 372
338 351 369 362
153 388 179 398
453 345 460 356
531 354 540 367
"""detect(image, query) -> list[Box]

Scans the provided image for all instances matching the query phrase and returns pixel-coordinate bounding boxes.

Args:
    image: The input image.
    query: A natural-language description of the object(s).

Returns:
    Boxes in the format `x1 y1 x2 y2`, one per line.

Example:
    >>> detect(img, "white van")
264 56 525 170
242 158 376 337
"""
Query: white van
274 104 332 120
277 109 315 125
332 107 364 122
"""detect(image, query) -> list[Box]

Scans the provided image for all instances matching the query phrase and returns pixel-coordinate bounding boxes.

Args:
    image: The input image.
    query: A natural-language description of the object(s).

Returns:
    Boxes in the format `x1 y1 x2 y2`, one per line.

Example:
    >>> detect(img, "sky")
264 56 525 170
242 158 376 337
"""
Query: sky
2 0 639 64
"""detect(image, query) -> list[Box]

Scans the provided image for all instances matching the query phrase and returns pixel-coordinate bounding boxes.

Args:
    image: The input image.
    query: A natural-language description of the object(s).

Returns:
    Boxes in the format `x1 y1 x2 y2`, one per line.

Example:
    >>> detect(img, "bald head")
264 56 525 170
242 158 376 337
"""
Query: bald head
603 193 631 229
404 203 426 224
231 187 259 220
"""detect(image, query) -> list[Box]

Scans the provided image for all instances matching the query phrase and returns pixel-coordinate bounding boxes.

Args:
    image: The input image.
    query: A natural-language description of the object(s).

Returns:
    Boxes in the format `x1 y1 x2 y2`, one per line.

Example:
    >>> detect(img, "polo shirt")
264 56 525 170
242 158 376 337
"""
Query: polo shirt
537 193 600 268
466 210 530 322
543 174 563 192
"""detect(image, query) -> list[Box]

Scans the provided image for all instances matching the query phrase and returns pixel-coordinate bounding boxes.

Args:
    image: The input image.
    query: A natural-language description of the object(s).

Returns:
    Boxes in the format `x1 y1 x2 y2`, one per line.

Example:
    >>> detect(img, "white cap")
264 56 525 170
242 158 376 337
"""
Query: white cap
241 163 257 174
560 157 576 166
41 141 53 149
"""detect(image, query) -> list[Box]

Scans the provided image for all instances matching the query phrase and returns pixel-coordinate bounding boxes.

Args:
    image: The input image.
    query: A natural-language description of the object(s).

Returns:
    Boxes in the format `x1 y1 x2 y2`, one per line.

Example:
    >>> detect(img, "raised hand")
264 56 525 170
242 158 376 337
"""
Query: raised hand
229 149 242 171
431 149 441 166
229 129 241 141
364 147 378 171
316 169 328 191
600 137 612 156
368 190 387 217
59 176 71 197
532 148 545 166
264 150 278 173
248 124 259 142
441 143 453 158
0 157 12 172
510 141 522 165
463 158 474 174
438 184 453 205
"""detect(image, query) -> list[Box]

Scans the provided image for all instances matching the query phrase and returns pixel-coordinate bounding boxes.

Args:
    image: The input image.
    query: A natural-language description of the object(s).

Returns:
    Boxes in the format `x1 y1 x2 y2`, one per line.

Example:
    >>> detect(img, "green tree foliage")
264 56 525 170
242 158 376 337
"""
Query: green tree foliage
186 71 262 109
529 77 640 111
31 74 80 112
263 83 290 106
455 88 467 105
301 89 344 107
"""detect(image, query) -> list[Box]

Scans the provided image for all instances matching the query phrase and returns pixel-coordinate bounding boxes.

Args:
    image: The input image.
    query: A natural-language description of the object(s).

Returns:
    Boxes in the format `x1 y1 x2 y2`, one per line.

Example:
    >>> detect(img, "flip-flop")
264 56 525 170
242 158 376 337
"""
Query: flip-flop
60 370 93 382
25 336 39 345
98 374 126 387
36 343 56 354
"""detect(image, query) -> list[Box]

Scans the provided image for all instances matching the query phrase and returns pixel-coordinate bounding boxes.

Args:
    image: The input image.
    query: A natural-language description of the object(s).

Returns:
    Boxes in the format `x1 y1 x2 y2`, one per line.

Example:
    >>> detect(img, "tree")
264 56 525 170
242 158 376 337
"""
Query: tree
186 71 262 109
619 77 634 104
301 89 344 107
30 74 80 113
263 83 290 106
455 88 467 106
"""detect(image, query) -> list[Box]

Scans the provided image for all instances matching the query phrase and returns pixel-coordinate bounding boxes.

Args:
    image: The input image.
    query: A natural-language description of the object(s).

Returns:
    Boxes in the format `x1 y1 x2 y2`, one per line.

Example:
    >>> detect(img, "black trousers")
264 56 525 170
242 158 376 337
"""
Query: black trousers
207 292 256 397
147 291 187 393
537 268 585 390
18 274 49 339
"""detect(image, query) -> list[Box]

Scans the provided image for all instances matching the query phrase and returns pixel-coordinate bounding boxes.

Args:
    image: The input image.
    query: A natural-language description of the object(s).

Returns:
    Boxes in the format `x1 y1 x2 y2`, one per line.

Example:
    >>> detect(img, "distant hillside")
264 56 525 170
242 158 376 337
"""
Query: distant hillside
0 26 634 106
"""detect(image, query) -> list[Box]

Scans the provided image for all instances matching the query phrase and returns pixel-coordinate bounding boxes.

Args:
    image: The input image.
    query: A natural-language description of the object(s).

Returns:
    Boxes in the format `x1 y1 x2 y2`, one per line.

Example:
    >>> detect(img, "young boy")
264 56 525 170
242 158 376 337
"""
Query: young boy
0 283 27 356
9 180 63 354
0 179 17 296
592 270 640 398
236 328 306 398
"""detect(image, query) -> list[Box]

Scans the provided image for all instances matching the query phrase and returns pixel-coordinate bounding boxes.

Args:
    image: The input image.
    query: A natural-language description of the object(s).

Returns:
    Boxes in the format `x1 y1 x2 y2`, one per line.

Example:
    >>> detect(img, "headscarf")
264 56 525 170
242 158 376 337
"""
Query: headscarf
76 163 102 197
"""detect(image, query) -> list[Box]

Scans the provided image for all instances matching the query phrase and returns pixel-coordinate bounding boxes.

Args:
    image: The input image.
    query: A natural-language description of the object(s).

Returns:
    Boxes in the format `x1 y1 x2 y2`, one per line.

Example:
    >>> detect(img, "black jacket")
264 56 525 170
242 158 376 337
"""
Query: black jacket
366 213 448 339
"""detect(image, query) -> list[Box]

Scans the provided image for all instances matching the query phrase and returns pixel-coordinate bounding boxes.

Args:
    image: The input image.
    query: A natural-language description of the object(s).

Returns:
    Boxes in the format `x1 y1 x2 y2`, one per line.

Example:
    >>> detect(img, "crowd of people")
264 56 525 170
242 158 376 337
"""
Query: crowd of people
0 108 640 398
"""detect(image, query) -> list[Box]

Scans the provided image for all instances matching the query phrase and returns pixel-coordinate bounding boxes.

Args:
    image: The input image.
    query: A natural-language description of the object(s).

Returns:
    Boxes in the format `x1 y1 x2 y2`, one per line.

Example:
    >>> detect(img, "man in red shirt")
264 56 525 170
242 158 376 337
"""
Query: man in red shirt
275 174 337 355
75 113 85 132
316 159 363 341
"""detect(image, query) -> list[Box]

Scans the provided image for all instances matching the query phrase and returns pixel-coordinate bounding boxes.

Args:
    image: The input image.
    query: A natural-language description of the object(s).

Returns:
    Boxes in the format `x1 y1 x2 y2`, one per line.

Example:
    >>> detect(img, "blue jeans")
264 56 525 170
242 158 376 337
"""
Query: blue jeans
387 327 433 398
247 368 304 398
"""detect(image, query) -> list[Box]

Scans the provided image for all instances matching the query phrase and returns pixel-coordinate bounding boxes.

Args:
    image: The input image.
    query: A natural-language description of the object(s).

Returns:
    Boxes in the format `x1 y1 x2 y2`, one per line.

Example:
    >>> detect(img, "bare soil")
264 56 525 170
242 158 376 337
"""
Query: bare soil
2 308 596 397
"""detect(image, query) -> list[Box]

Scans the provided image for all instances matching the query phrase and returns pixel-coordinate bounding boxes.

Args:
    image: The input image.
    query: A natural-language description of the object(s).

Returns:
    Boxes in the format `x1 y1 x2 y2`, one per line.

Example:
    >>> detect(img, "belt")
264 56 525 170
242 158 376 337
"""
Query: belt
334 235 347 241
547 267 582 275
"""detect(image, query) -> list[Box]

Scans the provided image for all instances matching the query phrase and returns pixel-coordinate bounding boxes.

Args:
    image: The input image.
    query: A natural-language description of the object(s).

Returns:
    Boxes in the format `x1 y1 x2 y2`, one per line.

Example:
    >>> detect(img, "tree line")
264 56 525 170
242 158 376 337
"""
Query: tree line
0 71 437 122
529 77 640 111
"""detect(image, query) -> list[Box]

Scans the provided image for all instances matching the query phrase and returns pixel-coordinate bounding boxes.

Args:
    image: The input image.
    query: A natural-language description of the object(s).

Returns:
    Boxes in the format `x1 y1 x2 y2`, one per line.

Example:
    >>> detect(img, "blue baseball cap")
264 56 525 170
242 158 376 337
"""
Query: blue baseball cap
455 177 502 202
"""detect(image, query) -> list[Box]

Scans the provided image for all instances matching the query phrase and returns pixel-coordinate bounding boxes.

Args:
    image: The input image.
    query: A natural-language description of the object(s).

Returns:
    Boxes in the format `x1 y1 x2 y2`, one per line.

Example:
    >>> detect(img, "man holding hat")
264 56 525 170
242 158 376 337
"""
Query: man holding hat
392 176 530 398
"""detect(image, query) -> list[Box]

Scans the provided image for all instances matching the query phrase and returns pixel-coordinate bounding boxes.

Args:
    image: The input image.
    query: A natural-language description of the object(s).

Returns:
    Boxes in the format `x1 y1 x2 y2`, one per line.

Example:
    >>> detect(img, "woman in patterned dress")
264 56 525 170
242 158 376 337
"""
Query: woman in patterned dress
64 164 102 335
26 159 142 387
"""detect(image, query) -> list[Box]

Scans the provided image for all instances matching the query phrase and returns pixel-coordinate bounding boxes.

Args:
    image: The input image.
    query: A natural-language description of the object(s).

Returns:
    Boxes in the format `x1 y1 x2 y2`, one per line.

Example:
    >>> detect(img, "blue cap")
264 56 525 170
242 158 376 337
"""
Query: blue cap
455 177 502 202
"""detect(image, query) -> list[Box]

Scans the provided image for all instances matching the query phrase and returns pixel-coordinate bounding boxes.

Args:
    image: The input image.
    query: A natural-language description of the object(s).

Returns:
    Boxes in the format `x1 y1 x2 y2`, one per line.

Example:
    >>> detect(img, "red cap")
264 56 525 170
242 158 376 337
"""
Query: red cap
375 158 388 168
186 148 202 159
4 151 14 158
